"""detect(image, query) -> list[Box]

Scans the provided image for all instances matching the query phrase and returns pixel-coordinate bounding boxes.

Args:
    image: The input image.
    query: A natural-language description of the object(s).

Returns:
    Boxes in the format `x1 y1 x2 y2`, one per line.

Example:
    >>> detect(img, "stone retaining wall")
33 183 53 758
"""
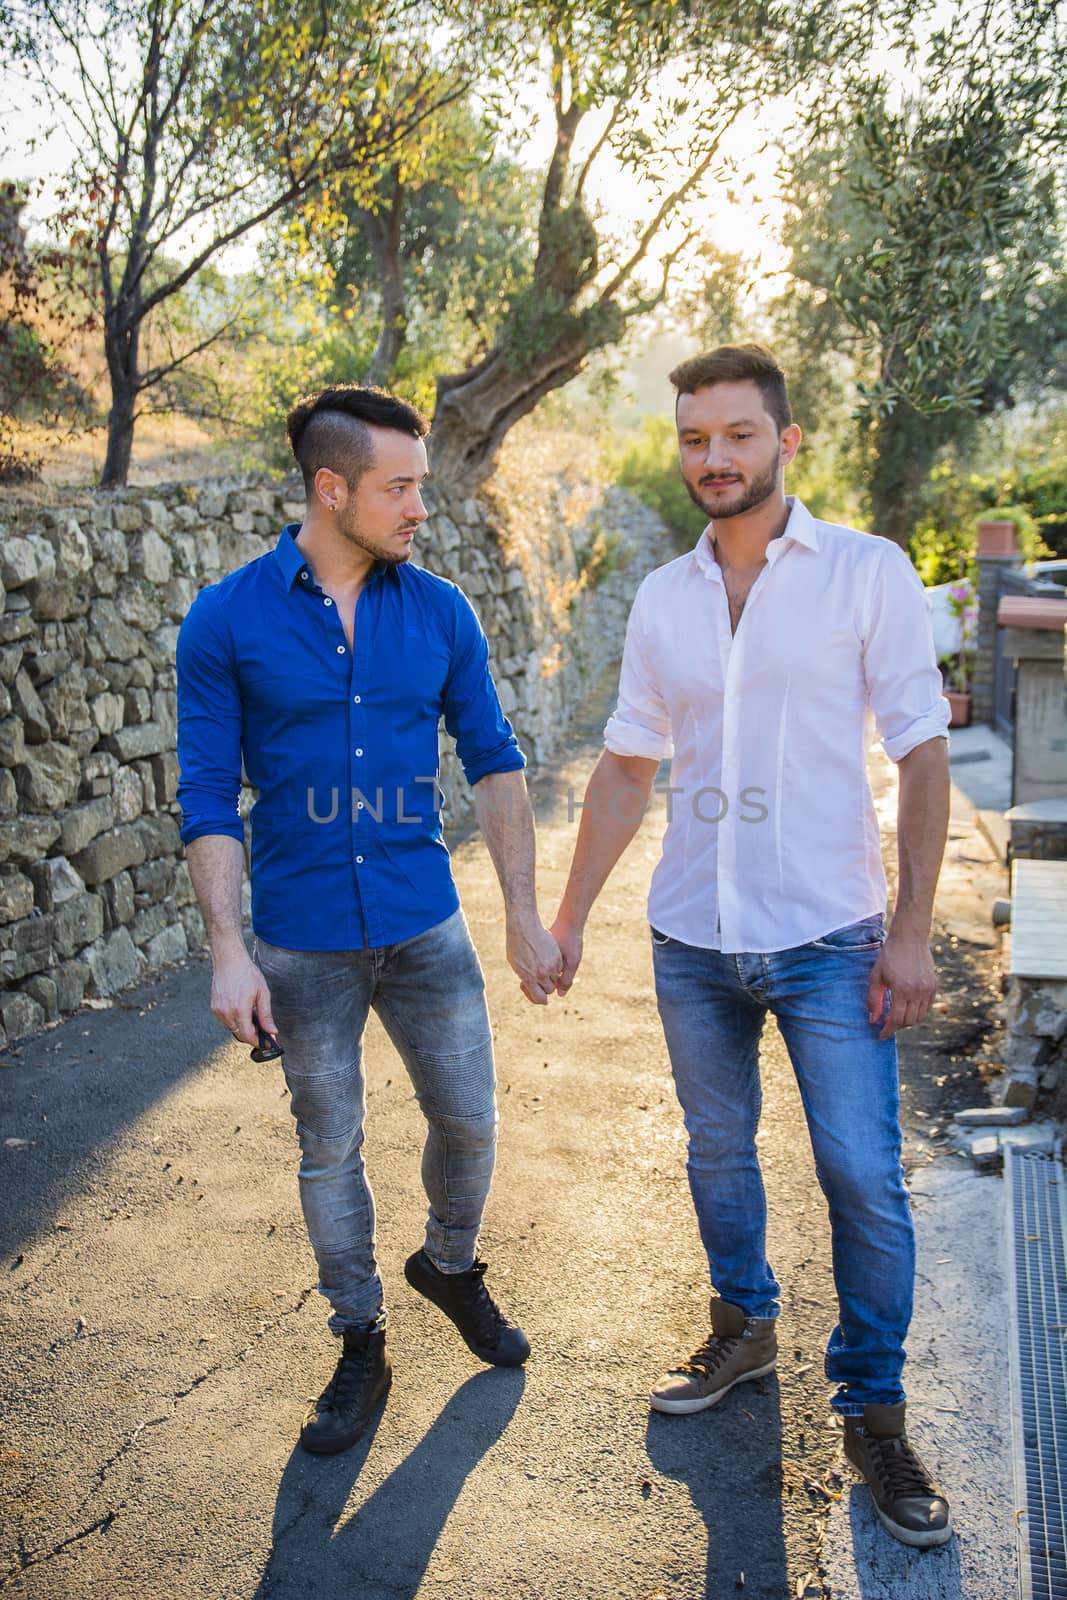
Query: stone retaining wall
0 470 671 1045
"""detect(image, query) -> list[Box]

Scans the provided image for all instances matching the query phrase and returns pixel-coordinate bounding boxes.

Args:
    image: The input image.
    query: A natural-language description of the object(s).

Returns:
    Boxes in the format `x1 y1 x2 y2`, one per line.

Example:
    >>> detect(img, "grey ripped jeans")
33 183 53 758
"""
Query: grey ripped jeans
255 909 497 1333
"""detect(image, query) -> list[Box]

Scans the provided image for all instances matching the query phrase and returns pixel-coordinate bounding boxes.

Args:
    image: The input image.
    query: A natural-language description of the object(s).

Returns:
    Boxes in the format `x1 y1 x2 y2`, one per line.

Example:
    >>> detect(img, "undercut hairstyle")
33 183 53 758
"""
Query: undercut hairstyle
669 344 792 434
286 384 430 498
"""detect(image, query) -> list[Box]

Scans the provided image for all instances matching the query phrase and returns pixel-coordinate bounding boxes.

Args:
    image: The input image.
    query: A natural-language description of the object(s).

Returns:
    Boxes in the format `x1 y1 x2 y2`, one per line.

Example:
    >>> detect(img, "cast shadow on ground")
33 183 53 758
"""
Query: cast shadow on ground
645 1374 788 1600
0 958 223 1261
843 1485 964 1597
253 1367 526 1600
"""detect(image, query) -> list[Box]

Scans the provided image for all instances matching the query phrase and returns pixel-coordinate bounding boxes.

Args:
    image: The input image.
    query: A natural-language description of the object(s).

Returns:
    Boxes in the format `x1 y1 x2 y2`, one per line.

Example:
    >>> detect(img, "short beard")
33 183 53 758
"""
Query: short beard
336 503 411 565
683 450 780 521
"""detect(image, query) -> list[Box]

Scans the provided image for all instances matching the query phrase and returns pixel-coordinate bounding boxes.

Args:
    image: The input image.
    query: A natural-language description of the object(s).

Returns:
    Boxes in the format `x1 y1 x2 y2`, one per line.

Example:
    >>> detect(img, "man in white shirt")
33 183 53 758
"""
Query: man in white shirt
551 344 953 1548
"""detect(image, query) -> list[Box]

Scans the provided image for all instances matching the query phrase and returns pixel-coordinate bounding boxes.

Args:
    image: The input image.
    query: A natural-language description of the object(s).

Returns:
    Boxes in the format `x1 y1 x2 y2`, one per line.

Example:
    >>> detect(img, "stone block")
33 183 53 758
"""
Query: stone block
40 670 92 739
90 692 125 736
0 768 16 817
25 856 86 912
0 869 35 924
131 901 169 945
0 610 35 645
180 902 206 949
134 813 181 858
142 500 173 534
1002 1074 1039 1111
23 974 58 1023
146 922 188 967
954 1104 1029 1127
53 960 90 1013
53 892 105 957
45 518 93 576
128 657 153 689
117 582 163 633
171 859 195 908
89 600 141 662
151 752 180 806
970 1134 1002 1170
0 715 26 766
26 648 72 685
197 489 227 519
496 678 518 715
31 577 91 622
163 576 197 621
16 740 82 810
11 668 49 743
100 661 133 692
130 529 173 583
132 759 156 814
1 533 55 590
71 824 146 885
59 796 114 853
0 816 61 862
111 502 143 534
0 990 45 1043
107 721 169 762
113 766 143 825
0 645 23 684
133 858 172 899
103 870 135 926
98 527 129 572
84 927 142 996
123 687 151 723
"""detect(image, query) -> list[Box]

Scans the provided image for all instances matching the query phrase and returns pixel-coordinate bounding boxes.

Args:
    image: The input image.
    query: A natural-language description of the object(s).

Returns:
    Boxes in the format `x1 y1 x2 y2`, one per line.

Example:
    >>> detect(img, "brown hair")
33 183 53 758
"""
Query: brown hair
286 384 429 496
669 344 792 433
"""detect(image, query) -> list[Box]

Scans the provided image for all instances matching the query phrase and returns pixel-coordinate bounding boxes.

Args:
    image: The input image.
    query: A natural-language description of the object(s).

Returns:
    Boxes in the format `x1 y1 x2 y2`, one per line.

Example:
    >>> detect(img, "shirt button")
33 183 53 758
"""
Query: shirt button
353 694 361 703
336 645 345 654
324 597 333 606
300 571 309 580
356 800 364 810
355 748 363 757
355 855 364 864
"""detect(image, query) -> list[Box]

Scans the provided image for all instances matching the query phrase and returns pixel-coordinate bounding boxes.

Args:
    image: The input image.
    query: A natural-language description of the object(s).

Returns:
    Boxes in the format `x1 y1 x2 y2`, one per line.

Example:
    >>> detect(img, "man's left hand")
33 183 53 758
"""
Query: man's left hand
867 931 937 1040
508 916 563 1006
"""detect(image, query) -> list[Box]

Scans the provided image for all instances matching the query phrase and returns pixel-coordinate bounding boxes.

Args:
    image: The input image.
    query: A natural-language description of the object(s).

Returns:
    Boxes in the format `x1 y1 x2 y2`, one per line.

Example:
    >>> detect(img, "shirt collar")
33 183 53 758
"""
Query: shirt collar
691 495 820 579
273 522 399 589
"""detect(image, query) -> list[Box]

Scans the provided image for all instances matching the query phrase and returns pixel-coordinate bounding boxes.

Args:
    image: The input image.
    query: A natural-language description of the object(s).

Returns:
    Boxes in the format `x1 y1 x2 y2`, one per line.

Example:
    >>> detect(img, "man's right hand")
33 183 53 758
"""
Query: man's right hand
210 945 277 1046
549 915 584 995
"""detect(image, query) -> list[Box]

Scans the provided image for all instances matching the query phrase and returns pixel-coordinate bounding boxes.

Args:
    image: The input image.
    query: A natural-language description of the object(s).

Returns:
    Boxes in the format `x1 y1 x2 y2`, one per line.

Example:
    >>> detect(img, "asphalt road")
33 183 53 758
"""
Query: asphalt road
0 676 1015 1599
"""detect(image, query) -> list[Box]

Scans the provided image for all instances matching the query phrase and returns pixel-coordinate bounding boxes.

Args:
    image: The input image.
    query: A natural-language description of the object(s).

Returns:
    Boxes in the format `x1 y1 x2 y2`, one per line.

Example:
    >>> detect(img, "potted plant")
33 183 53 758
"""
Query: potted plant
942 578 977 726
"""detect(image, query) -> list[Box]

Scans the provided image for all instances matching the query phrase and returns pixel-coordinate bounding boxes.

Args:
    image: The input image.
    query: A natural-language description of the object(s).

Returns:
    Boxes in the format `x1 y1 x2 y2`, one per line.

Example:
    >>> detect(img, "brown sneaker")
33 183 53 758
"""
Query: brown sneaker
650 1297 777 1414
844 1403 953 1547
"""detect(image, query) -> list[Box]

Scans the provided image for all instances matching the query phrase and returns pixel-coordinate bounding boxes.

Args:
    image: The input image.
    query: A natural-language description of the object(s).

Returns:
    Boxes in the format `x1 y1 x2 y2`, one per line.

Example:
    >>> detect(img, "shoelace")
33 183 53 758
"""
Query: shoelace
322 1340 375 1409
454 1261 510 1342
864 1432 938 1499
678 1332 740 1378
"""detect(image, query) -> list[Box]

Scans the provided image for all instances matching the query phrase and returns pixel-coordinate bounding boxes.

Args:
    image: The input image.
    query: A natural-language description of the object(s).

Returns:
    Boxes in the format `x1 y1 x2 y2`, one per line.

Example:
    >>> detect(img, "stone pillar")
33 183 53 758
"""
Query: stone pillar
997 599 1067 805
971 519 1020 726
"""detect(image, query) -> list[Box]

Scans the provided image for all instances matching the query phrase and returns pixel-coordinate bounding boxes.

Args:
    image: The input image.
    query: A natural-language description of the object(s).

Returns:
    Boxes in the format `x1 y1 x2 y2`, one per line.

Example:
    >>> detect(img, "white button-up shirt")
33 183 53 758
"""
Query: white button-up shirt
603 497 950 953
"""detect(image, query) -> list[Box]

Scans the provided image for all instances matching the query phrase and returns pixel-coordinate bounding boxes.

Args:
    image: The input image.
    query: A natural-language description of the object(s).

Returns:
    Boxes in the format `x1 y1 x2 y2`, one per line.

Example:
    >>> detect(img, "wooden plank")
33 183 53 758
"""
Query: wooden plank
1010 858 1067 977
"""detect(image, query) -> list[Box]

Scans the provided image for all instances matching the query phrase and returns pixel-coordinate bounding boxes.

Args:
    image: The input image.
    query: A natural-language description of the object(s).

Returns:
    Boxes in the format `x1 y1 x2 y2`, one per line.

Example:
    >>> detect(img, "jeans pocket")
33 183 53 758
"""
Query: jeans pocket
650 926 672 948
810 915 886 952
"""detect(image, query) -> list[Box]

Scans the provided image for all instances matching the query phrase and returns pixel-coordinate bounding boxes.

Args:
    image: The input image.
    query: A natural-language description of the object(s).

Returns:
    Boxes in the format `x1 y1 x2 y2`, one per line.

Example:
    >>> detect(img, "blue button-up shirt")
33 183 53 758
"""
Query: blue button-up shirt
176 525 525 949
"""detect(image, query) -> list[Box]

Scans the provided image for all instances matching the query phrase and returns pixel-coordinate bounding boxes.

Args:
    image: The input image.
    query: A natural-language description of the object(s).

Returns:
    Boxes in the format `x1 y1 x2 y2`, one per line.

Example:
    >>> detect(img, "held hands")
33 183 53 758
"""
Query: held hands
867 930 937 1040
507 912 563 1006
549 914 582 995
210 945 278 1047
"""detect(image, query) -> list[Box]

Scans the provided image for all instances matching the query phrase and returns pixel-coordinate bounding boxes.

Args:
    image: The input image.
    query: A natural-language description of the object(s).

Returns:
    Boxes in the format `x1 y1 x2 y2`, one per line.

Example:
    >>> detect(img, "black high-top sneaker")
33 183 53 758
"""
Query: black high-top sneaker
404 1250 530 1366
299 1325 391 1455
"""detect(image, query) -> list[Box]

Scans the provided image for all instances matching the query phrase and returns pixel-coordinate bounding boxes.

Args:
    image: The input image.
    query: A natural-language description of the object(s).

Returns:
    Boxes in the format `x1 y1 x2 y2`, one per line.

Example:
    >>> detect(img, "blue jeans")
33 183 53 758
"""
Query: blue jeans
651 915 914 1415
255 909 497 1333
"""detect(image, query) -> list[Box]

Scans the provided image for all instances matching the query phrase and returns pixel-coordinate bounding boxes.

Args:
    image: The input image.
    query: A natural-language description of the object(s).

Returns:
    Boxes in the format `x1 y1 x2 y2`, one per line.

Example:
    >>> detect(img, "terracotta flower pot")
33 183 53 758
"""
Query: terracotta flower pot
946 689 972 728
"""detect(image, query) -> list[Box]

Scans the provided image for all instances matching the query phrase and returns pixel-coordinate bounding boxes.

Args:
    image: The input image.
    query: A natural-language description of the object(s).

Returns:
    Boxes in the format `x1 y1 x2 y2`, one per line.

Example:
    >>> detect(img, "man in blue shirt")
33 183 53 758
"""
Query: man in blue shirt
177 385 561 1456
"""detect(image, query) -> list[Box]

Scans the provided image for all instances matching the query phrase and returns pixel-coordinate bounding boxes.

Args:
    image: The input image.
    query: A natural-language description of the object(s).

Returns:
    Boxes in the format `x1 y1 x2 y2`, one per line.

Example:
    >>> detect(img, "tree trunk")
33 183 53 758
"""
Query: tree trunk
360 178 407 388
99 313 141 489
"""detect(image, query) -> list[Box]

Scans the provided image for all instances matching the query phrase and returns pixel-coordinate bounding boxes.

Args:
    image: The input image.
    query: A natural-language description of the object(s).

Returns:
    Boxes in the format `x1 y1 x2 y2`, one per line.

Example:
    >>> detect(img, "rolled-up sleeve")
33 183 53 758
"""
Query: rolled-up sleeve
176 590 245 844
604 582 674 761
443 588 526 786
862 541 951 763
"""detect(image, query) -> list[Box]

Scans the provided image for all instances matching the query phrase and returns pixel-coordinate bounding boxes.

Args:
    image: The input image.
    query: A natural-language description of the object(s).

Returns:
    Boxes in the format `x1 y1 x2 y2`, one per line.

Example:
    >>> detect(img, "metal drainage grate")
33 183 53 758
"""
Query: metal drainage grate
1007 1144 1067 1600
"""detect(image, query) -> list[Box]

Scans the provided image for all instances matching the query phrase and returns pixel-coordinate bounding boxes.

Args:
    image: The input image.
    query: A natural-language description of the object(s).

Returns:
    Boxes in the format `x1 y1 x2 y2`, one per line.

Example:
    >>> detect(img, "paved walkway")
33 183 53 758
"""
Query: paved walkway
0 687 1018 1599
